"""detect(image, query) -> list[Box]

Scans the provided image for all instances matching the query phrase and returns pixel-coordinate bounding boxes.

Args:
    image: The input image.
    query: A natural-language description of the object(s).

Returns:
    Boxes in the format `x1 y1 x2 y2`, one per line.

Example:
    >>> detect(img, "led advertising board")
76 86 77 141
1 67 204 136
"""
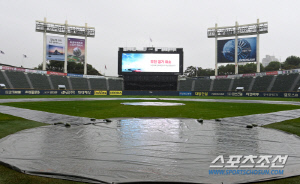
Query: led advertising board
122 53 180 73
217 37 257 63
118 49 183 75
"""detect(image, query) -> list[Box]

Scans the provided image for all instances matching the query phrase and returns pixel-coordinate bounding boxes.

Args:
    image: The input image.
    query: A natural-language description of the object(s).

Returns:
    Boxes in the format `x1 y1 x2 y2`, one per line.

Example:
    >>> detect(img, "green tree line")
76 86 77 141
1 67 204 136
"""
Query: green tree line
35 61 102 75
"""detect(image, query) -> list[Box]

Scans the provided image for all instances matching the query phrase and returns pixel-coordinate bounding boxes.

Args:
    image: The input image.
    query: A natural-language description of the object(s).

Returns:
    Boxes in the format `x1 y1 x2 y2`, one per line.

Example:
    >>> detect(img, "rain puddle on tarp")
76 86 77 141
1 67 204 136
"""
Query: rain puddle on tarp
0 118 300 184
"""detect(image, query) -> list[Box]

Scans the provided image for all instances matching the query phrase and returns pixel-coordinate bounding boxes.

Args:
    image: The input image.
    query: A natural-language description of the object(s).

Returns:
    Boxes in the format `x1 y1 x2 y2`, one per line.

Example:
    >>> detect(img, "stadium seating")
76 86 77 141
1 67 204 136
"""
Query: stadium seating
251 75 273 92
108 78 123 90
89 78 107 90
231 77 253 92
27 73 51 89
5 70 30 89
194 79 211 91
178 79 193 91
70 77 89 90
212 79 231 91
2 68 300 93
50 75 70 90
292 74 300 91
0 71 10 88
271 73 299 92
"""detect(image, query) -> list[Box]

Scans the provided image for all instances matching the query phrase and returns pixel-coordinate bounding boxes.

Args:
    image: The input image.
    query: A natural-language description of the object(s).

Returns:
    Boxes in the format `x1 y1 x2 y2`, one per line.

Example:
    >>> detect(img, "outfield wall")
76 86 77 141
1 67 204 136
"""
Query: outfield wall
0 89 299 98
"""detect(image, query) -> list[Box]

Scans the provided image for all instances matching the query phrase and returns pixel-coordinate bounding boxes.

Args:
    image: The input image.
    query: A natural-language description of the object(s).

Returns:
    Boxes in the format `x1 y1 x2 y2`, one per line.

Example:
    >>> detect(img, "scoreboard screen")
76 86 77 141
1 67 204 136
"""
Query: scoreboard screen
118 48 183 75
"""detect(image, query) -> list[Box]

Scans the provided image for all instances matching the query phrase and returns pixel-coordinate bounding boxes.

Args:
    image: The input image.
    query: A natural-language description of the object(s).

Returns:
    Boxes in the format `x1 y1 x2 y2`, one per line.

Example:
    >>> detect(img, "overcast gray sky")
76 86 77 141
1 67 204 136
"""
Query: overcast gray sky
0 0 299 76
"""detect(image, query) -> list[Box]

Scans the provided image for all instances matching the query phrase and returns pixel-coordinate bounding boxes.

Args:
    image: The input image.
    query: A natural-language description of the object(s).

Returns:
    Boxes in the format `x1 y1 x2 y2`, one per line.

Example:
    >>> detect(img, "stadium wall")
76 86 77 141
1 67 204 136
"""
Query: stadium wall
0 89 299 98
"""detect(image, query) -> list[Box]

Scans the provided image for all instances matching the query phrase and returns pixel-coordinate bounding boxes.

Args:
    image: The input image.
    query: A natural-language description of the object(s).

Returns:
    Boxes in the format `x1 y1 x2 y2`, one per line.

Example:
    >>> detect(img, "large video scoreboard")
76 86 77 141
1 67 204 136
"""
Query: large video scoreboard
118 47 183 75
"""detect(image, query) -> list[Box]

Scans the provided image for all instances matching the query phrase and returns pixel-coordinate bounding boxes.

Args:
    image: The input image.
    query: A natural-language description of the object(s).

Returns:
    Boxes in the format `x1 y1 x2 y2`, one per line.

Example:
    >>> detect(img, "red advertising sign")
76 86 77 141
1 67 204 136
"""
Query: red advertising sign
266 71 278 75
47 71 67 76
242 73 255 77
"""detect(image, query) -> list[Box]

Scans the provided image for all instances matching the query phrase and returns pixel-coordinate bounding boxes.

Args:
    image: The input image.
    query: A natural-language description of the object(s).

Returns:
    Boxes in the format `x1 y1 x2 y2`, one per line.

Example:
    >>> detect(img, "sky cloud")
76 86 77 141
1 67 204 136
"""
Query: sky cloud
0 0 298 76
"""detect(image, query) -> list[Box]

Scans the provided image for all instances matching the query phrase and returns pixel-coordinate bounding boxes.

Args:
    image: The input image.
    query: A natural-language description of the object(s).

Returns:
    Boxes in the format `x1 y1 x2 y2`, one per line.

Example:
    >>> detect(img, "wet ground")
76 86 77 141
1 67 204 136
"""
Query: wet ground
0 98 300 183
0 118 300 183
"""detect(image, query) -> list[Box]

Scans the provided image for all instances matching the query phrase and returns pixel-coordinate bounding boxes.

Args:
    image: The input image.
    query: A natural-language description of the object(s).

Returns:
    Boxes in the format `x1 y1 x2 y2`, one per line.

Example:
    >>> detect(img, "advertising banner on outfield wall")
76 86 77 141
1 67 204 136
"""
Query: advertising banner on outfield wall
218 37 257 63
109 91 122 95
179 92 192 96
0 90 299 98
83 75 105 78
67 73 83 78
47 71 67 76
0 90 94 95
67 38 85 63
46 36 65 61
94 91 107 95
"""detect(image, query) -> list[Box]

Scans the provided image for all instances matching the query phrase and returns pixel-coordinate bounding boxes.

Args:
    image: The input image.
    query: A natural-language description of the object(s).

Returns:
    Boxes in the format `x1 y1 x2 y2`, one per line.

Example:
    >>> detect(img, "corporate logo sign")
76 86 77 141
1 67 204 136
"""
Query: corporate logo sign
217 37 257 63
209 155 288 176
179 92 192 96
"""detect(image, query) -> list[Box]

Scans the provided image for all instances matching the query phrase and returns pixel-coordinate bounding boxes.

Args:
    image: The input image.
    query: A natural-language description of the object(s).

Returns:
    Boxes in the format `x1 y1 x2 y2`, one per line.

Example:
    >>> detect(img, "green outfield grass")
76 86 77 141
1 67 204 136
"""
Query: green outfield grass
0 96 299 184
2 100 300 119
0 95 299 102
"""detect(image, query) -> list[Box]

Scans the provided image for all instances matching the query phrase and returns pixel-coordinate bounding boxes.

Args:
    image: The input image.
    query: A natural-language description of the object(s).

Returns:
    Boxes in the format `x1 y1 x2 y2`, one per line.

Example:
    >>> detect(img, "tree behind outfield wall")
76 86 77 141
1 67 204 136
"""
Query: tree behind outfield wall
35 61 102 75
265 61 281 71
184 66 214 77
185 63 265 76
184 66 196 77
282 56 300 70
218 63 264 75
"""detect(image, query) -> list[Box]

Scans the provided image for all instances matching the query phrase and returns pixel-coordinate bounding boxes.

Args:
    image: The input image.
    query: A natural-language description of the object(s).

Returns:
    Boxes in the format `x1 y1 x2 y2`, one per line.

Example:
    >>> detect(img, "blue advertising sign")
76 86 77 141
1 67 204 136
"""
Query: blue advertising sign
217 37 257 63
179 91 192 96
67 73 84 78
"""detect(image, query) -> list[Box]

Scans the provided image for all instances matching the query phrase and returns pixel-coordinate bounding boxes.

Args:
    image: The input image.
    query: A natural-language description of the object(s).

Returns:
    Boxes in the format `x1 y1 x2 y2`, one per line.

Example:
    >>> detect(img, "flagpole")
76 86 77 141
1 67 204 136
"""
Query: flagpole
21 55 23 67
0 50 4 63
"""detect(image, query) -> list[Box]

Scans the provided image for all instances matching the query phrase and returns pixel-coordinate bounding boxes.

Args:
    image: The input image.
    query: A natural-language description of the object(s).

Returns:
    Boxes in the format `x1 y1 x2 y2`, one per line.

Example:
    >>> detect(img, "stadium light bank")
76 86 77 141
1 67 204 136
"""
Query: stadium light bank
35 17 95 75
207 19 268 76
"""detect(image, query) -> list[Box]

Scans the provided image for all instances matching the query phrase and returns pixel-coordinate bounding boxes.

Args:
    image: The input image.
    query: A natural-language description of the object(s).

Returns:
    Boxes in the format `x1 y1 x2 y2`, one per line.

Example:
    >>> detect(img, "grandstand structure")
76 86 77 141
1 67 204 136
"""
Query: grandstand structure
0 67 300 92
0 69 122 91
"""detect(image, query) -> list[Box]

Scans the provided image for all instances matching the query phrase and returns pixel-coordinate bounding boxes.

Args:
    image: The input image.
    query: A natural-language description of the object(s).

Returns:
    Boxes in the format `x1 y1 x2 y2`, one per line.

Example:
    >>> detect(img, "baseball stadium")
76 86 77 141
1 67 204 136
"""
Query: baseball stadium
0 17 300 184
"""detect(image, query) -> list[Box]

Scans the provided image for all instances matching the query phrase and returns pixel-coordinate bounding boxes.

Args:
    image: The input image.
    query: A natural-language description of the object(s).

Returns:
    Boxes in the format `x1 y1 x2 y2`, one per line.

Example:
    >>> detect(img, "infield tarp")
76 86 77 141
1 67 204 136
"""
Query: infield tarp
1 118 300 184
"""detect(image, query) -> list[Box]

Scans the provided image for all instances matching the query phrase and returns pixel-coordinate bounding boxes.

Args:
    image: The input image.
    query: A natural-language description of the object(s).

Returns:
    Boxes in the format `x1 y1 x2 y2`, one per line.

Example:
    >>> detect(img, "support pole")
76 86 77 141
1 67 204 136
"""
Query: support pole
215 23 218 76
84 23 87 75
42 17 47 71
64 20 68 73
235 21 238 74
256 19 260 73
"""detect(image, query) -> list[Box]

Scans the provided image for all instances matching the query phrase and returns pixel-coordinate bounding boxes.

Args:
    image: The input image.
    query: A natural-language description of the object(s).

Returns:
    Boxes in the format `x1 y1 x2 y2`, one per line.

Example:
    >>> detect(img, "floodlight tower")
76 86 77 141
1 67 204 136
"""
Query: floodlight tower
207 19 268 76
35 18 95 74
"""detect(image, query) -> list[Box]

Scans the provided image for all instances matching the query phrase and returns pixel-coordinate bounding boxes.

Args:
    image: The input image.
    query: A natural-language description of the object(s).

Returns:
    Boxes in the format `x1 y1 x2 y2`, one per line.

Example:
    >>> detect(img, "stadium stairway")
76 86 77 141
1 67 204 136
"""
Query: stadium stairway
271 73 299 92
28 73 52 90
0 70 12 88
251 75 274 92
